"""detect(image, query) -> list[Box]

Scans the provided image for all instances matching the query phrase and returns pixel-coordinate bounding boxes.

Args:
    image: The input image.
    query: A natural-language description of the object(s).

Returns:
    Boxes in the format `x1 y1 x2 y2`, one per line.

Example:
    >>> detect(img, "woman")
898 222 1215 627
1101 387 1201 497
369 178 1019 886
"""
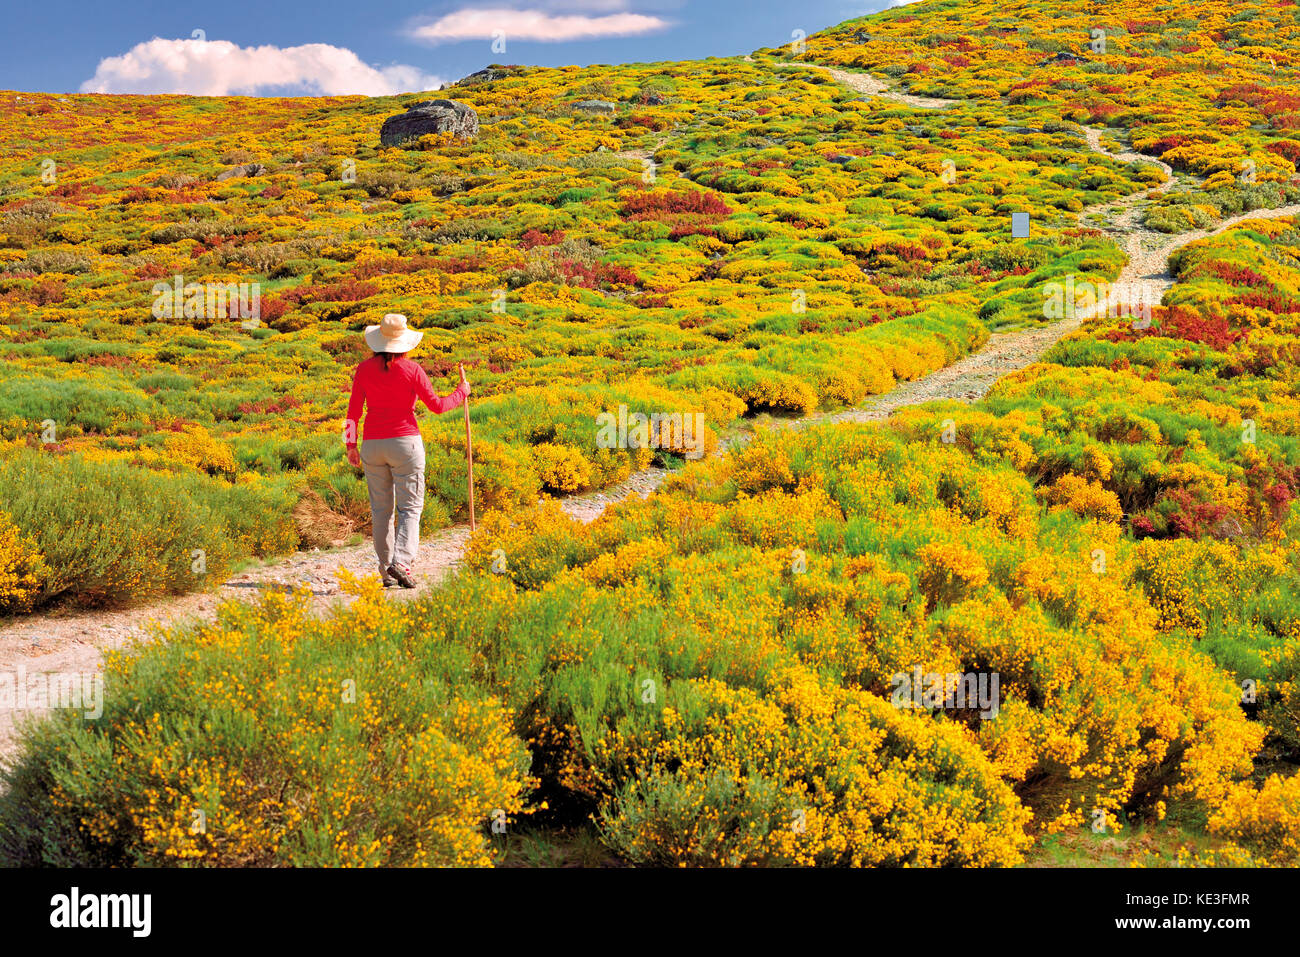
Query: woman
345 313 470 589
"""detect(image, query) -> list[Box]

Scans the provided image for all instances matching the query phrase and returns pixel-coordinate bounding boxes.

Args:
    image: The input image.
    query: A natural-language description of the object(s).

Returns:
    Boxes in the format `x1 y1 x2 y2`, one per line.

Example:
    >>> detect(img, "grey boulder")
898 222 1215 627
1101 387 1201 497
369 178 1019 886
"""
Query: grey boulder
572 99 617 114
457 67 507 86
380 99 479 147
216 163 268 181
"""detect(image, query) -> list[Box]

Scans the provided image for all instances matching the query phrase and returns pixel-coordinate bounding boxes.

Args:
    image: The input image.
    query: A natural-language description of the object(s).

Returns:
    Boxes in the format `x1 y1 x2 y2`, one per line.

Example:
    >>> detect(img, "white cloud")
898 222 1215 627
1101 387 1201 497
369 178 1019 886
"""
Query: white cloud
532 0 644 8
409 7 671 44
80 38 441 95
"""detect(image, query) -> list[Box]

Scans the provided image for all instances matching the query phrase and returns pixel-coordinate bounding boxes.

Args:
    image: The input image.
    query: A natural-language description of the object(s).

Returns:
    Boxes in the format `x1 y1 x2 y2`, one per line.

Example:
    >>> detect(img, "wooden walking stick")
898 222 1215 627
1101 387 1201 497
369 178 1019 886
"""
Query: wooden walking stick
460 363 476 531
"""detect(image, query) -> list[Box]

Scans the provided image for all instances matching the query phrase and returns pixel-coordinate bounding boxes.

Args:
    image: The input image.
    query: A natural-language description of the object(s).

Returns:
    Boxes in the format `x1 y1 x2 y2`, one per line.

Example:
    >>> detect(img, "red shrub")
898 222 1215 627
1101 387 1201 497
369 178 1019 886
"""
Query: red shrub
616 114 667 132
1203 262 1271 287
620 190 731 219
1164 488 1229 538
257 298 292 324
1244 461 1298 530
1146 135 1190 155
519 228 565 250
874 240 928 262
668 224 717 240
84 354 132 368
547 258 637 290
1217 83 1271 107
1229 292 1300 314
29 279 66 305
1103 306 1243 350
1265 140 1300 164
134 261 171 280
423 356 469 379
0 278 65 306
1218 83 1300 115
49 182 106 201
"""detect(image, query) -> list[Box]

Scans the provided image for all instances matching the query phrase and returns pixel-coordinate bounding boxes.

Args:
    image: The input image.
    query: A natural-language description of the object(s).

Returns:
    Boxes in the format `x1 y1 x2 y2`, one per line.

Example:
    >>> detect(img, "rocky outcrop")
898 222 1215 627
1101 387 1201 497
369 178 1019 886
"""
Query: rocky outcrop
215 163 268 181
456 67 507 86
380 99 479 147
572 100 617 114
1037 51 1088 66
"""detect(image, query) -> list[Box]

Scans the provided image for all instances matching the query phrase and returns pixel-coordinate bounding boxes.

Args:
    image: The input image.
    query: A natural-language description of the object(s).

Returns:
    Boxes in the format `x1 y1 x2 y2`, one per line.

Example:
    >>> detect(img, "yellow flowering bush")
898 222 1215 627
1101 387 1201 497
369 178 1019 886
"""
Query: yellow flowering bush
1040 473 1124 524
916 541 990 609
0 449 291 608
0 510 44 614
594 668 1031 867
0 577 536 866
532 442 594 494
160 424 237 477
463 500 597 588
723 486 842 549
1208 774 1300 866
734 372 817 415
581 537 673 587
2 418 1282 866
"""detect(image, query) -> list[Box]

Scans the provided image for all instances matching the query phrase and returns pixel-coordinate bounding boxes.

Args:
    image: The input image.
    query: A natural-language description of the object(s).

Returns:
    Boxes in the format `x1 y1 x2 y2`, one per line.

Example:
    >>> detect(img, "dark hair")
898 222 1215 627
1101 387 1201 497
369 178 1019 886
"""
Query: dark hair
374 350 406 371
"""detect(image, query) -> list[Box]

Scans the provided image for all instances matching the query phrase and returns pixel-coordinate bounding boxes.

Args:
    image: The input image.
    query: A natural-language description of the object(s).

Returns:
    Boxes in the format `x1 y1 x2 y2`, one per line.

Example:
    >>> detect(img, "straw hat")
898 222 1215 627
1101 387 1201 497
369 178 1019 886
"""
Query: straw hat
365 313 423 353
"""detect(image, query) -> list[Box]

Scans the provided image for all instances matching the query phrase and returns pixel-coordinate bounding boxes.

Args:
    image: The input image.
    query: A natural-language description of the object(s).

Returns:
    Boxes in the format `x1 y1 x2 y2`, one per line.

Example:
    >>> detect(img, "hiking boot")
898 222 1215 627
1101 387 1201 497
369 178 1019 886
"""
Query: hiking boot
387 563 417 589
381 573 398 588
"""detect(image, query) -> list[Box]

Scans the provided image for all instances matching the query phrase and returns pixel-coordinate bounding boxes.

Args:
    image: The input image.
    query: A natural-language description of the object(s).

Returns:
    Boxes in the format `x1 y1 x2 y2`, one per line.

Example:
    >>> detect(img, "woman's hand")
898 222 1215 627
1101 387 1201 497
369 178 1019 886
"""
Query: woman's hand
459 362 472 396
346 446 361 468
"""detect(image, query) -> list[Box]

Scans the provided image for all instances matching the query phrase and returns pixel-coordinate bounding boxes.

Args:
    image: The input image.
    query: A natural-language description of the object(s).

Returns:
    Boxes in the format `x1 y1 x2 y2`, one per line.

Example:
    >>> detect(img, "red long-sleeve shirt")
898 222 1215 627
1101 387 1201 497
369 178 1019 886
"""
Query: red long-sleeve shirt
345 356 467 447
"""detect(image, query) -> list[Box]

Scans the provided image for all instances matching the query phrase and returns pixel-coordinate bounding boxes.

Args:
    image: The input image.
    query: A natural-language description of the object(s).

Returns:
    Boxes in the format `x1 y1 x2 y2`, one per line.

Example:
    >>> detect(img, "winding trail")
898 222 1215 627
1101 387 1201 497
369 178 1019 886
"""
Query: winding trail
3 62 1299 759
1074 127 1300 301
791 62 958 110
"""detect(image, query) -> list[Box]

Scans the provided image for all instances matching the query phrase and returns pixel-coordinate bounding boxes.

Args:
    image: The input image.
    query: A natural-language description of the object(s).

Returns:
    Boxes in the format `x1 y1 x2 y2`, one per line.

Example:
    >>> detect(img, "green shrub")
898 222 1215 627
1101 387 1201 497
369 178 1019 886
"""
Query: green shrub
0 449 296 608
0 580 535 866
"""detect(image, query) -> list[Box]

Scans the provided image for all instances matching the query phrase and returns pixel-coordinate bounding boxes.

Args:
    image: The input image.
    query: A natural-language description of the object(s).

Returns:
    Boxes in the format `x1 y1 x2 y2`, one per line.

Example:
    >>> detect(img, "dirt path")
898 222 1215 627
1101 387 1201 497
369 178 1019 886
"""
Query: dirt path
806 321 1084 424
4 64 1299 760
615 136 667 180
791 62 958 109
1075 127 1300 299
0 467 668 756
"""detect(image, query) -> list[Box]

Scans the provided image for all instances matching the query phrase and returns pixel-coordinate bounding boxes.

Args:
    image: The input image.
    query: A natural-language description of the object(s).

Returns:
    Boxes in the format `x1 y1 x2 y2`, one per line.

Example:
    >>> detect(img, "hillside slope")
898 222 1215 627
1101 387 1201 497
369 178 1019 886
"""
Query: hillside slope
8 0 1276 607
1 0 1299 869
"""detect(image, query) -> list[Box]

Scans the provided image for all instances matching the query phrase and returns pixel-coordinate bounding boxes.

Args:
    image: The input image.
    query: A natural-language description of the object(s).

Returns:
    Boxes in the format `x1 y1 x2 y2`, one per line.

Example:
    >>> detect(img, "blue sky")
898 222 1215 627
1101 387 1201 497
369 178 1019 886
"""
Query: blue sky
0 0 900 95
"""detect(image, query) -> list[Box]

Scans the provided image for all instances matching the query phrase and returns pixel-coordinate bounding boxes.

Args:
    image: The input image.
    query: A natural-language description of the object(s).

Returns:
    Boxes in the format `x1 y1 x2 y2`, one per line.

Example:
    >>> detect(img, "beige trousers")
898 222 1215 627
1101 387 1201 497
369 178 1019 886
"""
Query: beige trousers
360 435 426 574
